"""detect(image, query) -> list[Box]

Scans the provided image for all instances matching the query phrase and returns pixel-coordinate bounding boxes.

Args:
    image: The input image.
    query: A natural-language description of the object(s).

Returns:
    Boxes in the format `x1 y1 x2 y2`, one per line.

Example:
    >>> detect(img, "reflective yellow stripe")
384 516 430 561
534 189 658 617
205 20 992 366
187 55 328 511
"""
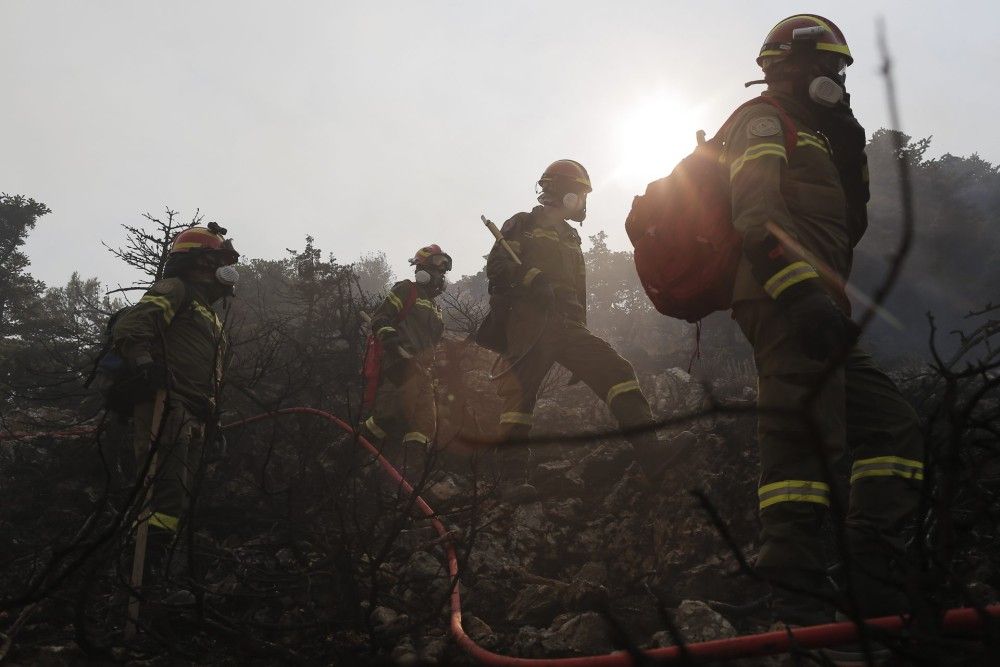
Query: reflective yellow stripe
760 493 830 509
148 511 179 532
730 142 787 179
525 229 560 242
523 267 542 287
500 411 533 426
758 479 831 495
796 132 830 154
760 46 850 61
386 291 403 311
139 294 176 324
851 469 924 483
376 326 396 340
415 298 443 321
606 380 640 406
796 138 828 153
850 456 924 484
402 431 431 445
521 267 542 287
763 261 820 299
192 301 222 330
782 14 834 32
364 417 386 440
817 43 852 57
758 479 831 510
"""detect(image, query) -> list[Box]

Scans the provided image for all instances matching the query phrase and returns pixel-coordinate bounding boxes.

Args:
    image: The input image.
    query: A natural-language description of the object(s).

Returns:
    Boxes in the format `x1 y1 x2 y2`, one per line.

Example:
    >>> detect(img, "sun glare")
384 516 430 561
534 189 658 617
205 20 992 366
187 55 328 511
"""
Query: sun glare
613 92 705 190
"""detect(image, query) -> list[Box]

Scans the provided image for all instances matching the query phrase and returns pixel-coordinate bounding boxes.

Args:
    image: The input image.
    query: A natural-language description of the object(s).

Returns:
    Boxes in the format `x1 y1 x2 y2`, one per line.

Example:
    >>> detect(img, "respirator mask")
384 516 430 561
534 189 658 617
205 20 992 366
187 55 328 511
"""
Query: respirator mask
215 264 240 295
539 188 588 223
807 53 849 107
415 268 448 295
413 253 451 295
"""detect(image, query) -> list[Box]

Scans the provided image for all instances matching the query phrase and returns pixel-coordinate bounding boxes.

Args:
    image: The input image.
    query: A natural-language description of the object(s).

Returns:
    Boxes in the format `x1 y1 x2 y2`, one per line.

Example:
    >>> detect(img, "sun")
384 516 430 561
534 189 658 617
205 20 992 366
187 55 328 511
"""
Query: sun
612 92 706 191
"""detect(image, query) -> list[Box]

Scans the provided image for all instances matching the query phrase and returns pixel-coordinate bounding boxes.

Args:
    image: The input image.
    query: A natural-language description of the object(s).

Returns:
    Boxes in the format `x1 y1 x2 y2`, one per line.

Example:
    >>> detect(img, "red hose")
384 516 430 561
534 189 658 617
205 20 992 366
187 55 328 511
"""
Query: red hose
224 407 1000 664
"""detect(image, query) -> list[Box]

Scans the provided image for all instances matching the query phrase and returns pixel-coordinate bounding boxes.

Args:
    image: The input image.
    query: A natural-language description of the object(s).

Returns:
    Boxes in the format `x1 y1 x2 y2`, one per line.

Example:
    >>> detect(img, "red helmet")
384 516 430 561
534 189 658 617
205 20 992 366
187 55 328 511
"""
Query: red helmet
169 223 239 264
409 244 452 271
757 14 852 67
538 159 592 193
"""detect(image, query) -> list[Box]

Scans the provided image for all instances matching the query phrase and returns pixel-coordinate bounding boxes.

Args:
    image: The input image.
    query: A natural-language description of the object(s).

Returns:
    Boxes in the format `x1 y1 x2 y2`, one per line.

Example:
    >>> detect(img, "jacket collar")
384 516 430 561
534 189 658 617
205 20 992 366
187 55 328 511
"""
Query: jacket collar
531 205 570 229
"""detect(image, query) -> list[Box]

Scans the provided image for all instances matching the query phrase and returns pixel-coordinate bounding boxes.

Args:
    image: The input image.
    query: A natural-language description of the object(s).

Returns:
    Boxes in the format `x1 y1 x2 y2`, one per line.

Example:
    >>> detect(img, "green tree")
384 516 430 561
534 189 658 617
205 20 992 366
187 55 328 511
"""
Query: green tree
857 131 1000 356
0 194 50 338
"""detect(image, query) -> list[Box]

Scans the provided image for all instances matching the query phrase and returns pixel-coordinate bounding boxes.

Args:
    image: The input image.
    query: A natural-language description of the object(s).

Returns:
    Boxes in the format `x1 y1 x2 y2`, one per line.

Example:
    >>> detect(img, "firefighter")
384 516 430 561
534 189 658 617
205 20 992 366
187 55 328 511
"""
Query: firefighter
484 160 665 477
723 14 924 641
113 223 238 568
363 245 450 472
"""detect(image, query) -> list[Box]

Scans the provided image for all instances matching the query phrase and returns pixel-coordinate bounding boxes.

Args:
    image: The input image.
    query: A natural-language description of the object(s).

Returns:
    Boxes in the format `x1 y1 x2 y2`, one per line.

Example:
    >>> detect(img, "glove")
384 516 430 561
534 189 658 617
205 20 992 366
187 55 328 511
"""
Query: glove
530 273 556 305
205 429 228 463
778 284 860 361
377 326 402 348
131 354 168 392
382 345 413 384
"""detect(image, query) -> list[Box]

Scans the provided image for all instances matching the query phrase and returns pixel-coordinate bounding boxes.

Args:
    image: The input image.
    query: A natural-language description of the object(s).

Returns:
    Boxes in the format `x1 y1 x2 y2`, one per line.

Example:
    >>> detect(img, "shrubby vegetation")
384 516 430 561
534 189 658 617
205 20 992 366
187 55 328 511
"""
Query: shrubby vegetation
0 132 997 663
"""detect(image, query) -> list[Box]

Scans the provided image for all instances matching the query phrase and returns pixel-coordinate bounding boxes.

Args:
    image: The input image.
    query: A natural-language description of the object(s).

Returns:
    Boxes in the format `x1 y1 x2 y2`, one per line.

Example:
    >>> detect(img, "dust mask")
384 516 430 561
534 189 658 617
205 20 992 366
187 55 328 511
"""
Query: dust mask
215 265 240 287
808 76 844 107
562 192 581 210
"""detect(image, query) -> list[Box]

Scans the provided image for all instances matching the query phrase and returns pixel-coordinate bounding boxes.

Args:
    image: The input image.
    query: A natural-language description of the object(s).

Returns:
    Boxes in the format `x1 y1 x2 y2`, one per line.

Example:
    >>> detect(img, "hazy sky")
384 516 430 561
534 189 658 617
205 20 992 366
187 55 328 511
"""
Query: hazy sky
3 1 996 291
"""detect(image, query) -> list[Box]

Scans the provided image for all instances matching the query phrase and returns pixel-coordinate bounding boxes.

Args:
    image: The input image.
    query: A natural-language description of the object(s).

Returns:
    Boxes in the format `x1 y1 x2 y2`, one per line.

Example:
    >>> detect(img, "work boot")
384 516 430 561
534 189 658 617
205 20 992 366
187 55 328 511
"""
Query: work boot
142 526 180 581
832 554 911 620
819 612 893 666
767 567 834 628
767 621 824 667
822 554 909 665
629 431 690 483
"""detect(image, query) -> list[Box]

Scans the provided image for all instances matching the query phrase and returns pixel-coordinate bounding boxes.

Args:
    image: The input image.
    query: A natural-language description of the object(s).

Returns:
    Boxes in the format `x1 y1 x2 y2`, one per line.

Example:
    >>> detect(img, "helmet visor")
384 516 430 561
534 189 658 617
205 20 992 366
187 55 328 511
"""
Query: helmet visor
815 52 849 74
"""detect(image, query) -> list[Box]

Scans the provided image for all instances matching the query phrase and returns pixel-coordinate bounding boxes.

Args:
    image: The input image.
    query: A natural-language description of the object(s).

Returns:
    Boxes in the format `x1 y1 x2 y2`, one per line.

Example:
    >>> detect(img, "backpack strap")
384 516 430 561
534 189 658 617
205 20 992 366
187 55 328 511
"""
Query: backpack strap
394 282 418 324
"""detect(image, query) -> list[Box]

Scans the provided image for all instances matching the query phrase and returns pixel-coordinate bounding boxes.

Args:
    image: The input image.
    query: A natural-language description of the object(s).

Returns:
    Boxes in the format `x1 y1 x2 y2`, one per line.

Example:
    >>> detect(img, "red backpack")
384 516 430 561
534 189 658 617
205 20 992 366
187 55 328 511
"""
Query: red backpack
361 283 418 410
625 96 797 323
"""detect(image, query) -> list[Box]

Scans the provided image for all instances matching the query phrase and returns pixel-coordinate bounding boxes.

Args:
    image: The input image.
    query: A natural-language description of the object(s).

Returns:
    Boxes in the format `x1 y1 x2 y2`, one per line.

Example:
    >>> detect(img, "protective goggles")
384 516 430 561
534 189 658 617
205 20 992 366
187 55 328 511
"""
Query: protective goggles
425 253 453 272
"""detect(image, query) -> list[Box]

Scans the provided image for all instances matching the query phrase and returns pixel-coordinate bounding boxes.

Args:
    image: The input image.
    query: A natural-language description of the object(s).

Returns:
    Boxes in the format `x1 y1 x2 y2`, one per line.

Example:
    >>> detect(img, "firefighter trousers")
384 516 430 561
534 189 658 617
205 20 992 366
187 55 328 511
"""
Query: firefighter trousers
734 299 924 621
133 398 205 535
364 360 437 449
496 301 655 449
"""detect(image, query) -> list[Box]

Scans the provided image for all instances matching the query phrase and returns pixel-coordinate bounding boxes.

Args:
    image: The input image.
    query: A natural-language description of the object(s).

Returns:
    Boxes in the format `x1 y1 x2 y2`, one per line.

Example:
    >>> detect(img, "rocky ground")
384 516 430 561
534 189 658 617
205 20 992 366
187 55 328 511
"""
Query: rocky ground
364 363 772 664
1 354 997 665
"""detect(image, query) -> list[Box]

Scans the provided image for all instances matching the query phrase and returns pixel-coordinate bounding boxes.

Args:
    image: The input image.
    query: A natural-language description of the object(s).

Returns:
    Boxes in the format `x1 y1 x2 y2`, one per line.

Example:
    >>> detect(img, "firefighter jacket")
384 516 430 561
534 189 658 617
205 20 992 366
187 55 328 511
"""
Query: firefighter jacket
113 278 226 417
723 92 866 308
371 280 444 365
486 206 587 324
